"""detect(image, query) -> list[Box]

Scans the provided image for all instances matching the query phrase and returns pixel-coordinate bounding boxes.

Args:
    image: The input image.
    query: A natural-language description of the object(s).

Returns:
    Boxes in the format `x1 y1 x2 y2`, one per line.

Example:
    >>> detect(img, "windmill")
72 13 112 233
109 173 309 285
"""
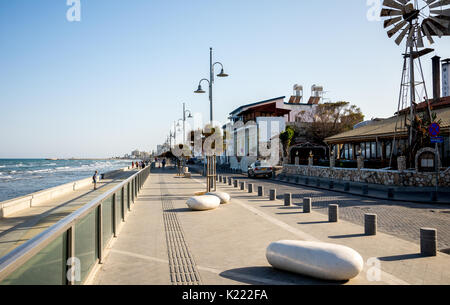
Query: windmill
380 0 450 167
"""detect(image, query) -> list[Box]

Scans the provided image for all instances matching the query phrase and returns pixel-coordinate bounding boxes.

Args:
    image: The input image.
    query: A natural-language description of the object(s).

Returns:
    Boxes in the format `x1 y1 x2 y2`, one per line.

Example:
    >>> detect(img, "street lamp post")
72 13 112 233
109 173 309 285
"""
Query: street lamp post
182 102 193 144
194 47 229 192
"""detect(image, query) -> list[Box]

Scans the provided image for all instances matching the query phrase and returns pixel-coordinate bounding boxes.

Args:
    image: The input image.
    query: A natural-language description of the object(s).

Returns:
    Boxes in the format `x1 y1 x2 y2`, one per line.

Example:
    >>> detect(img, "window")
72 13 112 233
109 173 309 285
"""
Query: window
371 142 377 159
361 143 365 158
365 142 371 159
386 141 391 158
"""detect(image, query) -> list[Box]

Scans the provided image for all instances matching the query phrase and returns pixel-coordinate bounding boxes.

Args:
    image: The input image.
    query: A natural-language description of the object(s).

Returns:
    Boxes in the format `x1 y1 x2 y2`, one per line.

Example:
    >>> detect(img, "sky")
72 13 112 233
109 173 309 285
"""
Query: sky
0 0 449 158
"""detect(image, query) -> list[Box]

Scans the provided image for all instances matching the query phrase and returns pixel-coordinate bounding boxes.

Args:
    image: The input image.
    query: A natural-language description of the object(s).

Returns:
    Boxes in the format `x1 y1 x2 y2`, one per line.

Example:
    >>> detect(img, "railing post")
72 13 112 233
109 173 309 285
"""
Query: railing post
66 226 75 285
112 193 117 238
98 204 103 264
121 187 125 221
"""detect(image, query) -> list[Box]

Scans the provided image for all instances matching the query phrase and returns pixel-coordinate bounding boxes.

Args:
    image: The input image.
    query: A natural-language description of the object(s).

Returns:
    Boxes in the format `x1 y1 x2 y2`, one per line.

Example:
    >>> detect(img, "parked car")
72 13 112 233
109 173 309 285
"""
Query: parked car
248 161 273 178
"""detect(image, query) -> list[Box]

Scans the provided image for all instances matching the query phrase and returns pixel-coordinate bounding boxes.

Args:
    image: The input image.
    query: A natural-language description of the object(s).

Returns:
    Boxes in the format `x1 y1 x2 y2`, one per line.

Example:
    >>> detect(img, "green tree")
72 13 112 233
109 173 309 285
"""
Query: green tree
279 126 297 158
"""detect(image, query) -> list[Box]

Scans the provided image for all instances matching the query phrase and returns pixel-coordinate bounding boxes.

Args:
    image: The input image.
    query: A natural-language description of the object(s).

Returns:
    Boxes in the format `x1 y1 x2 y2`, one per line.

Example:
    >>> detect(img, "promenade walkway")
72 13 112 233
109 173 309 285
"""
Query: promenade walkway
0 170 138 257
92 169 450 285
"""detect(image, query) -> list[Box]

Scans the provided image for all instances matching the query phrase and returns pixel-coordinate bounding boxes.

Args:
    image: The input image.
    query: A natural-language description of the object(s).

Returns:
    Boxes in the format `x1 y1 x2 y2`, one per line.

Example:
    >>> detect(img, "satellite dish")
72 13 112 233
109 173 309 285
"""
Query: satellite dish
380 0 450 47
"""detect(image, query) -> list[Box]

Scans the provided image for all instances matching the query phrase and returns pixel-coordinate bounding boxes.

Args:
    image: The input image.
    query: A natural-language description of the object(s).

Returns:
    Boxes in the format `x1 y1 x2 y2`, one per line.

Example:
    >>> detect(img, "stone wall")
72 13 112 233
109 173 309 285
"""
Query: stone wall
282 165 450 187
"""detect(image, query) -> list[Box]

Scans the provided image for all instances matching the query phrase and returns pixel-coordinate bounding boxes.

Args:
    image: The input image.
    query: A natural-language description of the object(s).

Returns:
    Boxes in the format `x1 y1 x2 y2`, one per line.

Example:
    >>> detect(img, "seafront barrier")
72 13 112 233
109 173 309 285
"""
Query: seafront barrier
0 167 130 218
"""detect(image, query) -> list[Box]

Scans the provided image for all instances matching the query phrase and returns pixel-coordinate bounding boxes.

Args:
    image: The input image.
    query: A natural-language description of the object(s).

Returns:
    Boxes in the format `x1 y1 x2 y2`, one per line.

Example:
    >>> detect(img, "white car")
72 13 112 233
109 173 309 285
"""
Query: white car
248 161 273 178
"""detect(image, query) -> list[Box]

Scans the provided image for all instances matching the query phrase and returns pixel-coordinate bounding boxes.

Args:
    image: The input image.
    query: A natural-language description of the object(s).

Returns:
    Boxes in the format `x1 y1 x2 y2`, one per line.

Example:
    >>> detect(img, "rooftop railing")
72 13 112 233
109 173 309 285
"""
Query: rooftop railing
0 166 151 285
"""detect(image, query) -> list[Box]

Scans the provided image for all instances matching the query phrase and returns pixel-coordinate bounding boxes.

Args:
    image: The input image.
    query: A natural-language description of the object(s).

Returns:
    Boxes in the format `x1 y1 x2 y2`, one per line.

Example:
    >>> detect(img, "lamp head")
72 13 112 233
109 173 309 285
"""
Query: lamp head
217 68 229 78
194 85 205 94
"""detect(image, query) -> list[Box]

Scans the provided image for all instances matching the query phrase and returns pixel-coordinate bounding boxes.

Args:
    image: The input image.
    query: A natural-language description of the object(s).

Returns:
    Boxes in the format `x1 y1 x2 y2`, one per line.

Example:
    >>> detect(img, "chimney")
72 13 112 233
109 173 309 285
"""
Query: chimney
432 55 441 101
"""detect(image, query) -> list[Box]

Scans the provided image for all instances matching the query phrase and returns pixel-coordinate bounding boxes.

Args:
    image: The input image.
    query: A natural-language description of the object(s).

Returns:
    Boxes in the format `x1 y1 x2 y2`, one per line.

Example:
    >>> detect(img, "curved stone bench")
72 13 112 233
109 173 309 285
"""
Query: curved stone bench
266 240 364 281
206 192 231 204
186 195 221 211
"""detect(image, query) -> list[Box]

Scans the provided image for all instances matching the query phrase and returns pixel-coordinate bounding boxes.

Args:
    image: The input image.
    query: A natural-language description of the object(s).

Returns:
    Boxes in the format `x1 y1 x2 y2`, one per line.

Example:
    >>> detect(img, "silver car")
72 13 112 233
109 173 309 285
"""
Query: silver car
248 161 273 178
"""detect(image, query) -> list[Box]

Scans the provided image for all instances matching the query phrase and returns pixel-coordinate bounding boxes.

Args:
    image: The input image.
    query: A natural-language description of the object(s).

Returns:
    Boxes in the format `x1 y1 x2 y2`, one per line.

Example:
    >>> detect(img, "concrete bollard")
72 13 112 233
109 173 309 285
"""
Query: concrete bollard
284 193 292 206
303 198 312 213
362 185 369 195
234 180 238 188
364 214 377 236
248 183 253 193
270 189 277 201
420 228 437 257
328 204 339 222
258 186 264 197
387 188 394 199
329 180 334 189
344 182 350 192
240 182 245 191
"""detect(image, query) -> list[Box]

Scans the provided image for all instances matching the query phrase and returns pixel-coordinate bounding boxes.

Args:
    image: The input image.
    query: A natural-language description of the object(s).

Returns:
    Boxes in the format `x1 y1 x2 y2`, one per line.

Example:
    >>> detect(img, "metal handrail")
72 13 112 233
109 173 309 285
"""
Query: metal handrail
0 166 150 282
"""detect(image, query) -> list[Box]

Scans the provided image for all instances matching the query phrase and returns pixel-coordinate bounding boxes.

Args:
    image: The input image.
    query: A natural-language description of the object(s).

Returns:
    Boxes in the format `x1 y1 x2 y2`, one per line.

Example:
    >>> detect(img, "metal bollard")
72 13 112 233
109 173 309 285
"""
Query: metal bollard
362 185 369 195
387 188 394 199
303 198 312 213
270 189 277 201
344 182 350 192
364 214 377 236
234 180 238 188
284 193 292 206
248 183 253 193
240 182 245 191
258 186 264 197
328 204 339 222
420 228 437 257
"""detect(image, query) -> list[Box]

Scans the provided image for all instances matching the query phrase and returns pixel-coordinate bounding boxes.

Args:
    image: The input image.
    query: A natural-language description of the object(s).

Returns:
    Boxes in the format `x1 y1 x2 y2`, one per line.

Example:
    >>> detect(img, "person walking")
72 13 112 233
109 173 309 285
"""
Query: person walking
93 171 99 190
162 158 166 169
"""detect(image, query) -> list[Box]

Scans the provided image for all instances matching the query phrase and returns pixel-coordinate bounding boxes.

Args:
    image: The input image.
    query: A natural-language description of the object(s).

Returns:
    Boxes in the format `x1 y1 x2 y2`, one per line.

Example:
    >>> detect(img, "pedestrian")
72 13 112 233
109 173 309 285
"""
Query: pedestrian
93 171 99 190
162 158 166 169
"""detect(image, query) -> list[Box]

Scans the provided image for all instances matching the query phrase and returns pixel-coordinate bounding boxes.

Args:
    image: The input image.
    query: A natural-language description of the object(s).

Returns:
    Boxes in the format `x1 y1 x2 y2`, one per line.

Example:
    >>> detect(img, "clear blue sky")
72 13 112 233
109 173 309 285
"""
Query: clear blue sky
1 0 449 158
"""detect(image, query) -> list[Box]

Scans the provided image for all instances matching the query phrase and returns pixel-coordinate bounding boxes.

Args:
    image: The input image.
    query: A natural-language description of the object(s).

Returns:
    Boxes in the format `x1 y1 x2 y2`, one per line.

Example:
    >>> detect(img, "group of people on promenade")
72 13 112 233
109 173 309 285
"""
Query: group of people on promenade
154 158 167 169
131 161 148 169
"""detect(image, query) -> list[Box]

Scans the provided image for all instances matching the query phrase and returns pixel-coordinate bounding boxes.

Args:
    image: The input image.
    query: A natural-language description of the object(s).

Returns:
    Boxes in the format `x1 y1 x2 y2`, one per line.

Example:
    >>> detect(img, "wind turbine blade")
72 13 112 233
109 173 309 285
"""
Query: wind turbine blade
422 22 435 43
395 25 410 45
429 0 450 9
384 16 402 28
427 19 445 36
431 8 450 16
388 20 408 37
381 8 403 17
417 26 425 47
429 15 450 27
383 0 405 10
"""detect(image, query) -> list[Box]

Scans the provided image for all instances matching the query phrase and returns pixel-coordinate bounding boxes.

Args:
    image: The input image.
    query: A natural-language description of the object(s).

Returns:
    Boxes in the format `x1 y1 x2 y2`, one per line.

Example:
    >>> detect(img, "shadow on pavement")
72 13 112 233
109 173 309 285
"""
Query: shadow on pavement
328 233 367 239
219 266 343 285
378 254 423 261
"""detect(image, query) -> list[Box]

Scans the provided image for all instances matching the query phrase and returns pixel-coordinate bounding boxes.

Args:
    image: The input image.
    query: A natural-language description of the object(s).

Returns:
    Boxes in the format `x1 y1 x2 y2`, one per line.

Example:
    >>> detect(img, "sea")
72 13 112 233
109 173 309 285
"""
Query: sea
0 159 136 202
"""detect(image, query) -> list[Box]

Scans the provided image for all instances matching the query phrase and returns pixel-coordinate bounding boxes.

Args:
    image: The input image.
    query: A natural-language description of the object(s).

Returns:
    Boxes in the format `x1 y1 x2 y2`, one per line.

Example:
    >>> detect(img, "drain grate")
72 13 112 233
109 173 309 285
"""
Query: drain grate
160 178 201 285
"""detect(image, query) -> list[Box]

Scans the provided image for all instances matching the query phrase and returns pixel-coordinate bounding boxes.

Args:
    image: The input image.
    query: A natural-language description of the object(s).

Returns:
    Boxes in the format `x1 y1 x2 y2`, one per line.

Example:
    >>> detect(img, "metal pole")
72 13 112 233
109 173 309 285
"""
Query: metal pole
183 103 186 144
409 35 415 148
